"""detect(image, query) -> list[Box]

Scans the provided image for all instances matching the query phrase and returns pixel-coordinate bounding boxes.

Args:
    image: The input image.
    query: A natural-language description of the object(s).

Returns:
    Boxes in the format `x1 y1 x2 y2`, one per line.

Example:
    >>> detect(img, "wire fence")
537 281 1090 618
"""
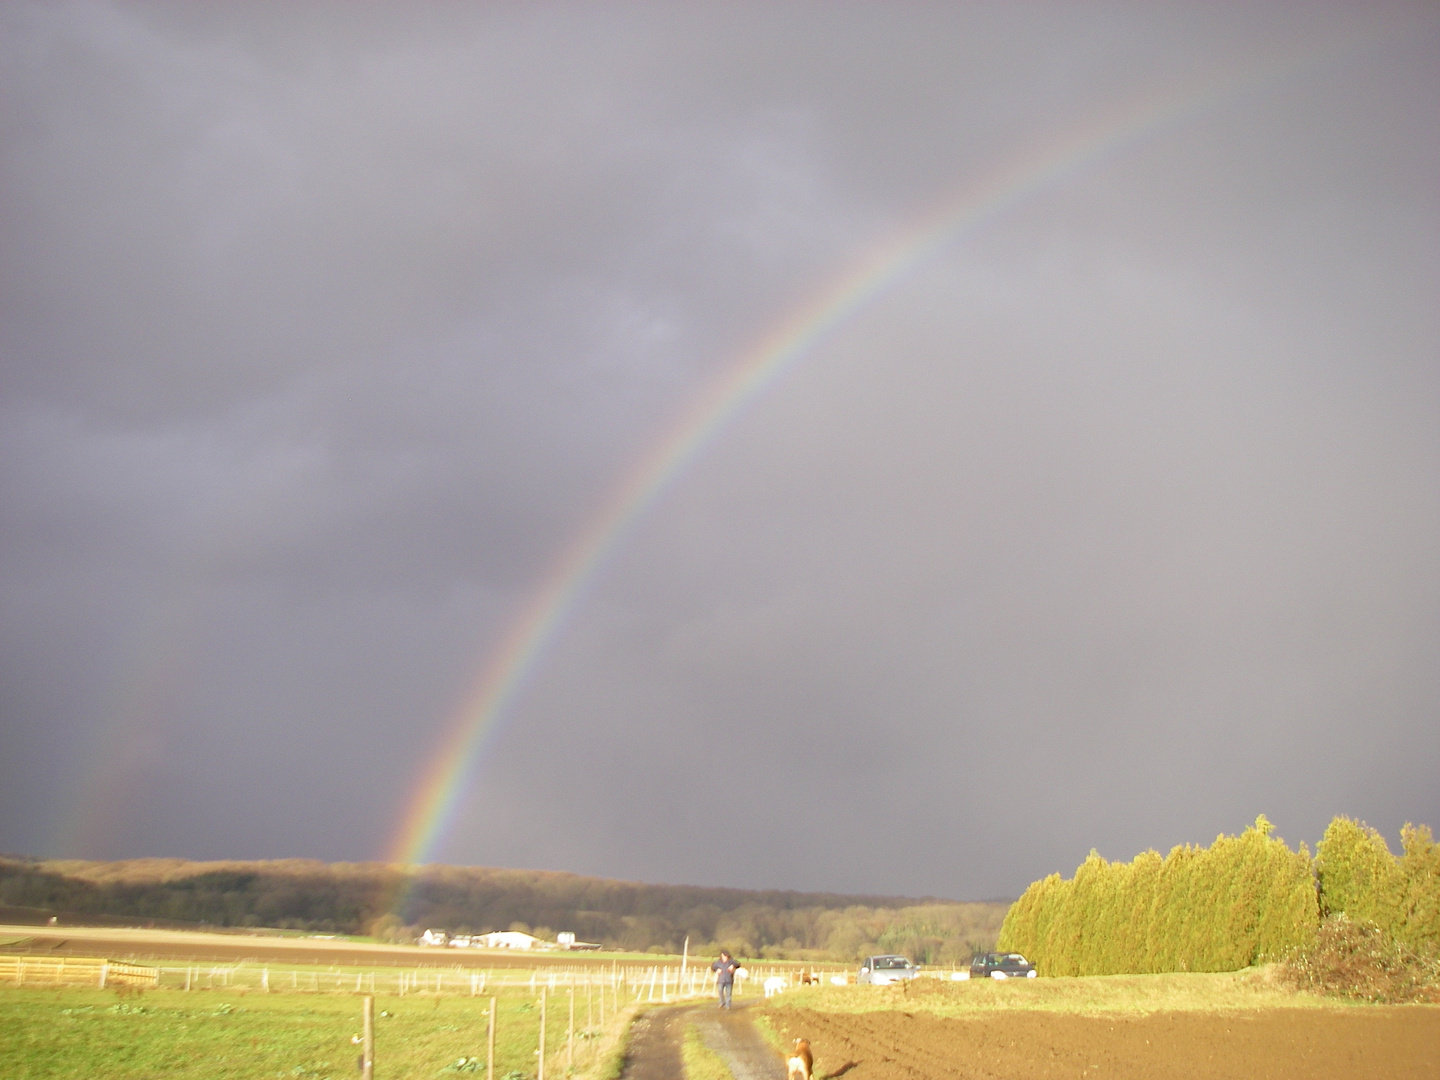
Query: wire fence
1 953 832 1000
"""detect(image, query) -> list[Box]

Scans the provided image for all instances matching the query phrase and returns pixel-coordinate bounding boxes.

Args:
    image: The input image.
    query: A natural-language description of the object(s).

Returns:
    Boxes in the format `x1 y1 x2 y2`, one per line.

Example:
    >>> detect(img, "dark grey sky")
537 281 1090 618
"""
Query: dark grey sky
2 2 1436 901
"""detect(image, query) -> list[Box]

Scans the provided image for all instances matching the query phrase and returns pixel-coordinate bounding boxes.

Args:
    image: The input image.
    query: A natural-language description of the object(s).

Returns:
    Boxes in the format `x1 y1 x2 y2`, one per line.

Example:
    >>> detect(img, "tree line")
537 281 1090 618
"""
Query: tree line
997 815 1440 975
0 856 1006 963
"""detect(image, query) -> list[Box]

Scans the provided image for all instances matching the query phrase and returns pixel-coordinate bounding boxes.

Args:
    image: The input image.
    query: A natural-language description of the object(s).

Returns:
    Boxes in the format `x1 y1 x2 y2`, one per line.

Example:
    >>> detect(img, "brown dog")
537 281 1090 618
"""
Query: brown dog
787 1037 813 1080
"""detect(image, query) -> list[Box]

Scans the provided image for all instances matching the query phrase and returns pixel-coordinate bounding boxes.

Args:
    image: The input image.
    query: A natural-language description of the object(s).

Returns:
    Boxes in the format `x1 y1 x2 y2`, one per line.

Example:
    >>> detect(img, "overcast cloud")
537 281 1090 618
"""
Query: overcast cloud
2 2 1437 900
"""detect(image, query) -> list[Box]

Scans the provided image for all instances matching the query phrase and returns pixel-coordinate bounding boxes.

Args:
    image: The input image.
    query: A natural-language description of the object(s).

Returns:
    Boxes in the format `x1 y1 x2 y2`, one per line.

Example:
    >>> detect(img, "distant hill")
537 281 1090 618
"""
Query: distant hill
0 855 1007 963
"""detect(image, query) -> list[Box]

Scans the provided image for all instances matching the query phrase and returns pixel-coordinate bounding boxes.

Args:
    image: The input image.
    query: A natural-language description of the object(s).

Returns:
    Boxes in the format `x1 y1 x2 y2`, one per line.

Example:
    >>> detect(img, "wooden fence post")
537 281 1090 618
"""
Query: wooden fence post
361 994 374 1080
538 986 547 1080
567 985 575 1071
487 996 496 1080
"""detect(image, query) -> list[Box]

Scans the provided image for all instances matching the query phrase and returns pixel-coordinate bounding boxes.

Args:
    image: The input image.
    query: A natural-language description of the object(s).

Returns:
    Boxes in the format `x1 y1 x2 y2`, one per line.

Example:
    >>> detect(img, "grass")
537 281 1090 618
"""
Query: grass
589 1002 636 1080
0 982 628 1080
762 968 1358 1020
749 1011 785 1053
681 1020 735 1080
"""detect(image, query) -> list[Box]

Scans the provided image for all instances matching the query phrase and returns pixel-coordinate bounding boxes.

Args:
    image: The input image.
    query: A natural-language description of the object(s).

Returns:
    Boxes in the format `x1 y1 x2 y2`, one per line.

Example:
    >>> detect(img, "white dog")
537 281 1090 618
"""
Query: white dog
763 975 786 998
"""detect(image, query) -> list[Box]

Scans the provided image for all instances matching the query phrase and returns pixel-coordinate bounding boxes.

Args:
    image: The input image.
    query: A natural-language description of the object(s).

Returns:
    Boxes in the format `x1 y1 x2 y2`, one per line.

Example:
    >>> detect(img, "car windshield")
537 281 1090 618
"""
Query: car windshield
1005 954 1029 964
875 957 910 970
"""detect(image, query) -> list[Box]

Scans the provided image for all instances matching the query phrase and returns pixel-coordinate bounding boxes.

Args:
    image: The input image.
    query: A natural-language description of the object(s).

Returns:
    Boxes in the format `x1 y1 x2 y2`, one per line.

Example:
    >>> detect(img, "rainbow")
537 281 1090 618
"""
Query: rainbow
384 41 1339 869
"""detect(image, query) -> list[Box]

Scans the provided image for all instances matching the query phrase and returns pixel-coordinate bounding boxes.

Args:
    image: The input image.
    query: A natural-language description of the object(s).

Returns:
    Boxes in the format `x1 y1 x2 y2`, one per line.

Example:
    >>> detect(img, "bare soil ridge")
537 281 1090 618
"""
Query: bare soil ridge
764 1004 1440 1080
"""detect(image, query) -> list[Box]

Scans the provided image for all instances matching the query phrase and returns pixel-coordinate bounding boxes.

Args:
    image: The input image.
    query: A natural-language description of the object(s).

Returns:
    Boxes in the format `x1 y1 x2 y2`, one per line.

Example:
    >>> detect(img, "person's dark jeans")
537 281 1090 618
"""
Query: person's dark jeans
718 981 733 1008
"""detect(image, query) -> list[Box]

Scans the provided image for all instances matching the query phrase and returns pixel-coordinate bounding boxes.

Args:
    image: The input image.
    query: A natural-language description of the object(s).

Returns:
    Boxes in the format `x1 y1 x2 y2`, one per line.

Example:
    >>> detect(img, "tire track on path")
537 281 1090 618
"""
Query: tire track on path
692 1004 788 1080
619 1003 785 1080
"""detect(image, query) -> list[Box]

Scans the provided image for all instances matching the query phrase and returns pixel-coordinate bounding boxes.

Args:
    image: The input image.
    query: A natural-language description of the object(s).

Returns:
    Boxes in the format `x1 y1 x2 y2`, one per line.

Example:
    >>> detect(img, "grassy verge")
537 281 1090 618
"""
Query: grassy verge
578 999 638 1080
762 968 1352 1019
749 1010 785 1053
681 1019 735 1080
588 1003 634 1080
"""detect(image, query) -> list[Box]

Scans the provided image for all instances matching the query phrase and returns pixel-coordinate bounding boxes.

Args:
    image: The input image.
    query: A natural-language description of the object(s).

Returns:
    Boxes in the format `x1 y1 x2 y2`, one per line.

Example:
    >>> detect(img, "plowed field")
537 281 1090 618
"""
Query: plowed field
767 1005 1440 1079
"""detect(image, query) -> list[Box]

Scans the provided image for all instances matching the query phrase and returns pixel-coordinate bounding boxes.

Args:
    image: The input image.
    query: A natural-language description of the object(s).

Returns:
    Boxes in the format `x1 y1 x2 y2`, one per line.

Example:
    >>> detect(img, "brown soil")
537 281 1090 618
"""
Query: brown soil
766 1006 1440 1080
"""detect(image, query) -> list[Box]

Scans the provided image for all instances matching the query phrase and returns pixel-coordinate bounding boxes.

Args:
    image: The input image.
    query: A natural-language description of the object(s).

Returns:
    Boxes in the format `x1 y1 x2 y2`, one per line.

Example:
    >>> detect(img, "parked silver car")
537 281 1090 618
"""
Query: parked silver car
857 954 919 984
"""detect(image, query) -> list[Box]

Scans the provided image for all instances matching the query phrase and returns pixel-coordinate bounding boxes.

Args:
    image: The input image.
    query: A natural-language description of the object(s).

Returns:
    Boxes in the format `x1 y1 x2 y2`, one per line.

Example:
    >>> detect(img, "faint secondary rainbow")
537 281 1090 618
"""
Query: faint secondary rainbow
385 42 1336 869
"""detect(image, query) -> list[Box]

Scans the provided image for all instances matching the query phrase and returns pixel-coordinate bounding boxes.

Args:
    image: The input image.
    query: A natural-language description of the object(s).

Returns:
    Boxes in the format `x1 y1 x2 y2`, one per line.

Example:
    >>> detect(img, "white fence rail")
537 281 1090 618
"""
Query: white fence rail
138 960 811 999
0 956 159 988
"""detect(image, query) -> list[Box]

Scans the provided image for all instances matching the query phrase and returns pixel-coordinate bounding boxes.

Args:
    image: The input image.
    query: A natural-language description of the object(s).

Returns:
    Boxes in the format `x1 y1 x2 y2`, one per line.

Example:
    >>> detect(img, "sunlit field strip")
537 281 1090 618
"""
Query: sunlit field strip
142 959 729 999
2 953 738 1005
761 969 1367 1017
0 926 844 1001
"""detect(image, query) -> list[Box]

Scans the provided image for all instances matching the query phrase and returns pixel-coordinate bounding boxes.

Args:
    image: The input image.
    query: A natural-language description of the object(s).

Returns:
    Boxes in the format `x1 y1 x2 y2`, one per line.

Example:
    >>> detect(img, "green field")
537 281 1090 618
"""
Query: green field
0 983 629 1080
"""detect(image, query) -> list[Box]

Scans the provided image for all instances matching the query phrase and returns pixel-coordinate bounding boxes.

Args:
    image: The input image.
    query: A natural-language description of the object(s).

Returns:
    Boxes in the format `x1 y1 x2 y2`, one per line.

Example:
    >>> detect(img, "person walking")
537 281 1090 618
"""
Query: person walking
711 950 740 1008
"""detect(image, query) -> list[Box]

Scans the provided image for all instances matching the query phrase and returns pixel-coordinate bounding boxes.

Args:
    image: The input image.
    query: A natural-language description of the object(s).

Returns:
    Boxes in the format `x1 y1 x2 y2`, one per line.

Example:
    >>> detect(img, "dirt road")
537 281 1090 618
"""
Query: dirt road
620 1003 786 1080
765 1004 1440 1080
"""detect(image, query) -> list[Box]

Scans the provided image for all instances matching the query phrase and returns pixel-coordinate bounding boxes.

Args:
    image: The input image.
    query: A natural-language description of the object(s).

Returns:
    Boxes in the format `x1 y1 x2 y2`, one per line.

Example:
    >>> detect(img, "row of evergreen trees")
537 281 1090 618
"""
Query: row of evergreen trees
1314 817 1440 956
997 815 1439 975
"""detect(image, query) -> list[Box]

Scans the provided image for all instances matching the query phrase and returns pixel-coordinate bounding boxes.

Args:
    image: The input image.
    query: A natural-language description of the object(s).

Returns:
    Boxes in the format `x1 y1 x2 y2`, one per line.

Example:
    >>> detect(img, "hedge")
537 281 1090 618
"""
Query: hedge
995 815 1404 975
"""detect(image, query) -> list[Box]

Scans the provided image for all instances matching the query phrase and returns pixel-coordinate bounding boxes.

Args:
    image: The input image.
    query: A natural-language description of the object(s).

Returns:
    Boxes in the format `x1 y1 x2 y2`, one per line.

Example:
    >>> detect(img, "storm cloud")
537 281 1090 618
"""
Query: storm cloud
2 2 1437 900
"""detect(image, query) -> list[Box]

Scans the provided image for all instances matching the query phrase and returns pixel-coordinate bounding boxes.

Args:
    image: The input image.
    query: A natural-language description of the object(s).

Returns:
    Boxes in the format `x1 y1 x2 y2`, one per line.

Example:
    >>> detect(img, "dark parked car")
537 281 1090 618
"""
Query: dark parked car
969 952 1037 979
857 954 919 984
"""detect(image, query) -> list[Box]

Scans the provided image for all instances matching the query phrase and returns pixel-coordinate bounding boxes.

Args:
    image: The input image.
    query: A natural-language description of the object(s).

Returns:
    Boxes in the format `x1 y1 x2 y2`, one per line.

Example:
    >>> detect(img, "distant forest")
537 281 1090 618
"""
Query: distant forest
0 856 1006 963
